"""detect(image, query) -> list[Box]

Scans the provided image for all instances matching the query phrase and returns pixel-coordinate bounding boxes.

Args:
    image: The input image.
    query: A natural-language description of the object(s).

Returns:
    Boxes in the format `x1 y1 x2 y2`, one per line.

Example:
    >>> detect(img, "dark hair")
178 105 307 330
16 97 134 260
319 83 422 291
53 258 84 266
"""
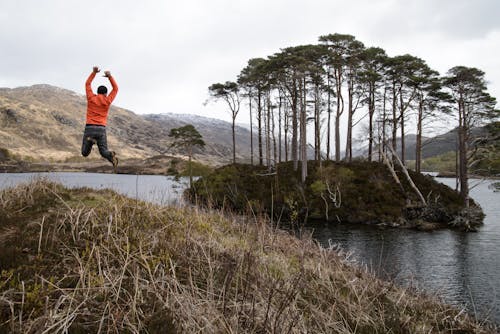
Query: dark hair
97 85 108 95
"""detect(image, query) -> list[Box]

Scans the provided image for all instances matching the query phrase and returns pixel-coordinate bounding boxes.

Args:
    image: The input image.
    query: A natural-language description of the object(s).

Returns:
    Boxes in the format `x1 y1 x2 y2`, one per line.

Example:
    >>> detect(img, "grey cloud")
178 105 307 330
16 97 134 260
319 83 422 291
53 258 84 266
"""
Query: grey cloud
0 0 497 120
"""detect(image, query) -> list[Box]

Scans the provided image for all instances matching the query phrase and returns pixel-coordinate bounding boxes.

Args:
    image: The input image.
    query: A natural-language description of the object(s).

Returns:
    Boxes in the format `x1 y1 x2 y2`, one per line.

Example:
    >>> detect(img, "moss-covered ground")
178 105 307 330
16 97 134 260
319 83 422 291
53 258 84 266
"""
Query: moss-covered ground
189 161 482 230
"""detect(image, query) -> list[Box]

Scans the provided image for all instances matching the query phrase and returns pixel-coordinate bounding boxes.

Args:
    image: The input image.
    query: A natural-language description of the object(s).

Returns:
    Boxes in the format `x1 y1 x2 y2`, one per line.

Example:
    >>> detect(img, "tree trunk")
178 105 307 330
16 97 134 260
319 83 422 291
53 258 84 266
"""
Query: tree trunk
380 146 405 195
345 79 353 162
381 85 387 162
272 96 277 167
232 115 236 164
315 83 321 162
326 73 332 161
266 92 271 167
415 96 423 173
278 93 282 163
249 92 254 165
458 98 469 206
188 146 193 188
301 77 307 183
335 113 341 162
368 82 375 162
399 86 406 165
258 90 263 166
335 69 344 162
392 81 398 155
387 145 427 206
284 101 289 162
292 79 299 171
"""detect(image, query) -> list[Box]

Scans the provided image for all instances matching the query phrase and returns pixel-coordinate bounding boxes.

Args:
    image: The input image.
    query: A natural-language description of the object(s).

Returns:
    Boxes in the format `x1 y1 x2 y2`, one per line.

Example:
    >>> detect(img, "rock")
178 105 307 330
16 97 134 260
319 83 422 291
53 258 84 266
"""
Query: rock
489 182 500 192
1 108 21 123
436 171 456 178
450 206 485 231
414 219 441 231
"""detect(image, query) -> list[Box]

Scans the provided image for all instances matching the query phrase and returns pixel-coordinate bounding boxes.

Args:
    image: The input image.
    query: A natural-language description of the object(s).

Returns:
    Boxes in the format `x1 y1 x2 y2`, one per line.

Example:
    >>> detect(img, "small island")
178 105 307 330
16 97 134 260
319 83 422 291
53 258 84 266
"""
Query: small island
188 161 484 231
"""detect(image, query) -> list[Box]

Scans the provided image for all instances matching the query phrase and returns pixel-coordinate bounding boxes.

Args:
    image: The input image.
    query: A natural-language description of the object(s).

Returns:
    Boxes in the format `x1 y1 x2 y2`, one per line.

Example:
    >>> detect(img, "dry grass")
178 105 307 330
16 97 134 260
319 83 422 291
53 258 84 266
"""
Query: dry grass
0 180 497 333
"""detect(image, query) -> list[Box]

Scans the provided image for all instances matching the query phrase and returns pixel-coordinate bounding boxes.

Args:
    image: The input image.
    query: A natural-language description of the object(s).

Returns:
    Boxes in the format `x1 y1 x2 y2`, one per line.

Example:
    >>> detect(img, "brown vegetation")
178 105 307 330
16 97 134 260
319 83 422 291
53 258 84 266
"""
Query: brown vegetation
0 180 496 333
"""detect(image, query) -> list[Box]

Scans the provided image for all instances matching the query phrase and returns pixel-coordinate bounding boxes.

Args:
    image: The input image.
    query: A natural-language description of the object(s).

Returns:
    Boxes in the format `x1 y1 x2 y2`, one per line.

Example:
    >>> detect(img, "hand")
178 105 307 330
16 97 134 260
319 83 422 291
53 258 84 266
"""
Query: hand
103 71 111 78
93 66 100 73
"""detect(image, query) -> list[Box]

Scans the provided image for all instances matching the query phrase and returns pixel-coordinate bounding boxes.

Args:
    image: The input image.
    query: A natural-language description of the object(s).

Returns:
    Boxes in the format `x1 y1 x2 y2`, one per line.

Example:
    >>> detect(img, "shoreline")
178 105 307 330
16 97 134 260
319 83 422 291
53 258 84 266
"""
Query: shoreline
0 159 171 175
2 160 499 179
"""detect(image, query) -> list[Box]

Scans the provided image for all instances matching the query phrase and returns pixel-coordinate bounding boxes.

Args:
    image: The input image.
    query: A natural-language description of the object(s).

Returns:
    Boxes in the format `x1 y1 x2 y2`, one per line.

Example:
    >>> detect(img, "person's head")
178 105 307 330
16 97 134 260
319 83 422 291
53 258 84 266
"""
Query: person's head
97 85 108 95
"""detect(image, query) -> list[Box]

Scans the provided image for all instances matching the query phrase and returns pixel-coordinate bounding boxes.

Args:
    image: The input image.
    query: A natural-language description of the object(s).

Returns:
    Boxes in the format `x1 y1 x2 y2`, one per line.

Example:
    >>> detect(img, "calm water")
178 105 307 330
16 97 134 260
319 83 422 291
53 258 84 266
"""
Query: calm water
306 177 500 324
1 172 499 324
0 172 189 205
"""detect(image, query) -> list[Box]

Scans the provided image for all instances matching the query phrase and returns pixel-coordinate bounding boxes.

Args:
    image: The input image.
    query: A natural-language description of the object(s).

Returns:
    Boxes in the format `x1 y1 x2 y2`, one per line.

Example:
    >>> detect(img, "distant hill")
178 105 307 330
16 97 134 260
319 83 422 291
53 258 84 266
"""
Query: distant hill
405 126 491 160
143 113 255 161
351 126 494 161
0 84 255 165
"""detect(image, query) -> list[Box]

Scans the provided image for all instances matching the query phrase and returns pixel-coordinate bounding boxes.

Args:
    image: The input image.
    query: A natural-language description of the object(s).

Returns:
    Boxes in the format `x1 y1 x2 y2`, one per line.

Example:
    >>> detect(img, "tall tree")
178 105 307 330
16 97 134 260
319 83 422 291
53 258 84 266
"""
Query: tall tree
384 54 424 163
238 76 255 165
343 39 365 161
412 65 451 173
358 47 387 161
443 66 498 206
319 33 357 161
168 124 205 188
268 48 302 171
238 58 269 166
208 81 241 164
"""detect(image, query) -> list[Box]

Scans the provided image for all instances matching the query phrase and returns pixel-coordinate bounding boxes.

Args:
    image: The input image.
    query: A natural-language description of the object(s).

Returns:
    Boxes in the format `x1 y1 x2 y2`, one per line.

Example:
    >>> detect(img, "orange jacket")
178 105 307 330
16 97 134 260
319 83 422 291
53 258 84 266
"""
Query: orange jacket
85 71 118 126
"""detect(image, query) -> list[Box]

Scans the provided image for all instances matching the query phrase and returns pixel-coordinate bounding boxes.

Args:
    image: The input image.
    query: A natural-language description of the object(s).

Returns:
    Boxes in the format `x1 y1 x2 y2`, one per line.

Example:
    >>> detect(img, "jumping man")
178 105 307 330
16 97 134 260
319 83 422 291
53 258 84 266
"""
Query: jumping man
81 66 119 170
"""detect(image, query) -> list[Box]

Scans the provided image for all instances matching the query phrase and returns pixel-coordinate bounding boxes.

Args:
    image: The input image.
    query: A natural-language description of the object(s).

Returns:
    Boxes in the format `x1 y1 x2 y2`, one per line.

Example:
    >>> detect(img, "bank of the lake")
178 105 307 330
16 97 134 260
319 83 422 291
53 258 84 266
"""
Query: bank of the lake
0 154 214 177
0 179 496 333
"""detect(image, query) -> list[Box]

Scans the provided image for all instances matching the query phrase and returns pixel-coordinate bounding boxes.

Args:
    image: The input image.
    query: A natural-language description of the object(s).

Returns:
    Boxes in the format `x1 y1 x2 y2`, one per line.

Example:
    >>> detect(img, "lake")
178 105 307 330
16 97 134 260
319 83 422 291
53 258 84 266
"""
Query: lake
0 172 499 324
0 172 189 206
305 177 500 324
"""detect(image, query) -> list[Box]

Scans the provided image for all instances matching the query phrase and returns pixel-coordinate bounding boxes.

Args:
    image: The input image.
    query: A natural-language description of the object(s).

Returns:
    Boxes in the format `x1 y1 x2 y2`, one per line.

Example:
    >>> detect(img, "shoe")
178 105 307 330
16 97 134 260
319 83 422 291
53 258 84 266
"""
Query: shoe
111 152 119 169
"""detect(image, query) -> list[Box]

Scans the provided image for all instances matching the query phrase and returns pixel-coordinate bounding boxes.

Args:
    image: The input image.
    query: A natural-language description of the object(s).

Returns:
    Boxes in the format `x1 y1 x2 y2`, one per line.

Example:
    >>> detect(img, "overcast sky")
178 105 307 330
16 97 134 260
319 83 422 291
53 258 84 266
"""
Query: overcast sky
1 0 499 129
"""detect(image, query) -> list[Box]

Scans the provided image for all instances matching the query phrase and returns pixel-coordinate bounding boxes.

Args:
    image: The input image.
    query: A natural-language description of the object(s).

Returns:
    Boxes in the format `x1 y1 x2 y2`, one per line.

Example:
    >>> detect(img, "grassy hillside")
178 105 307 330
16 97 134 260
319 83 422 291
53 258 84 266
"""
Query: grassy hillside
0 180 495 333
0 85 155 161
0 85 254 165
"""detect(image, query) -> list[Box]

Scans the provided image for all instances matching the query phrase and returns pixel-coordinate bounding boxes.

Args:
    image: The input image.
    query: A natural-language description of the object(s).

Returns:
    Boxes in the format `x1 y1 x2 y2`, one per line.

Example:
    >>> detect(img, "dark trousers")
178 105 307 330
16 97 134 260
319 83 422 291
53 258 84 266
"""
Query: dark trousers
81 125 113 163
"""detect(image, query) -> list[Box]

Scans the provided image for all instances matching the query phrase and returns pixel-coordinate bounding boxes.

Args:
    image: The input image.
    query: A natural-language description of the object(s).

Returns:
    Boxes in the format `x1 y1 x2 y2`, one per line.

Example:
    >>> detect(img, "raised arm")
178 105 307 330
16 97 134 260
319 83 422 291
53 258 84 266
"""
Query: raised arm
85 66 100 98
104 71 119 102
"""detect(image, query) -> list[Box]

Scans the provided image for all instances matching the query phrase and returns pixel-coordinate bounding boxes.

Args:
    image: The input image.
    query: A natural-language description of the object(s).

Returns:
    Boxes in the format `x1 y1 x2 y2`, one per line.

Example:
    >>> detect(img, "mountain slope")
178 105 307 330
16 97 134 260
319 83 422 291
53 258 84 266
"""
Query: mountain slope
0 85 253 165
352 127 494 161
405 126 491 160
